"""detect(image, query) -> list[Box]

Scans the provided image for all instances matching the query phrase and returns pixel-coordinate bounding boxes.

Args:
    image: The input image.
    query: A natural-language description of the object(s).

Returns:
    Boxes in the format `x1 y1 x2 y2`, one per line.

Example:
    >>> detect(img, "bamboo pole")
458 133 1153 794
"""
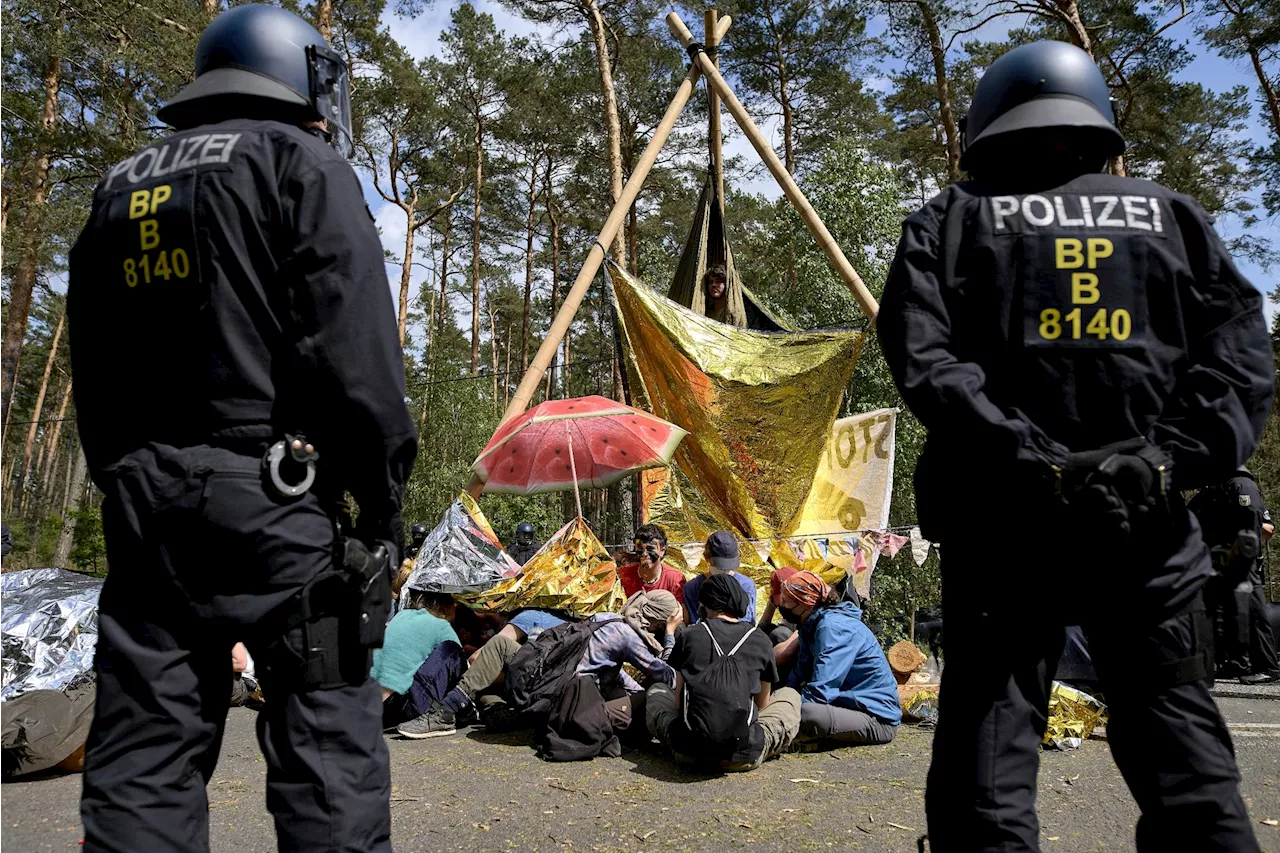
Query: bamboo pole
705 8 725 212
666 12 879 320
464 15 733 499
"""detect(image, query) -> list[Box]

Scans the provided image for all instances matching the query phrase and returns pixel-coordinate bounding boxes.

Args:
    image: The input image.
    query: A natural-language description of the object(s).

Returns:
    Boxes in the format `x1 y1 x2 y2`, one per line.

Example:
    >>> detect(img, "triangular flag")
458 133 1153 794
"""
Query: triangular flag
852 546 869 574
813 537 829 559
679 543 705 570
882 532 908 558
753 540 773 563
789 540 807 562
910 526 931 567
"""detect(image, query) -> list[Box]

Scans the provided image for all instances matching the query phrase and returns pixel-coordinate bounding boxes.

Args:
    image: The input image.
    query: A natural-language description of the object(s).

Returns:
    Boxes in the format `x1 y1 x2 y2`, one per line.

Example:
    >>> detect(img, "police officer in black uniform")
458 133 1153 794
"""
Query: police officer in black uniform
509 521 539 566
407 522 430 560
1190 468 1279 682
67 6 416 851
878 41 1272 852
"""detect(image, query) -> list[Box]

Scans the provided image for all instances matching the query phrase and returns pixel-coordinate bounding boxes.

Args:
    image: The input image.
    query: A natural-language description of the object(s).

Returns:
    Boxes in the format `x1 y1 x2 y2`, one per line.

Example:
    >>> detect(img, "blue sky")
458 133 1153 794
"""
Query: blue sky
369 1 1276 325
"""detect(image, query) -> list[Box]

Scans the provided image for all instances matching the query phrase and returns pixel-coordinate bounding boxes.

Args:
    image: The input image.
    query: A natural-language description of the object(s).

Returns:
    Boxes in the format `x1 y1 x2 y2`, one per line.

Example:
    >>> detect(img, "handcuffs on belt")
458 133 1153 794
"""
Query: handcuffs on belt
264 433 319 497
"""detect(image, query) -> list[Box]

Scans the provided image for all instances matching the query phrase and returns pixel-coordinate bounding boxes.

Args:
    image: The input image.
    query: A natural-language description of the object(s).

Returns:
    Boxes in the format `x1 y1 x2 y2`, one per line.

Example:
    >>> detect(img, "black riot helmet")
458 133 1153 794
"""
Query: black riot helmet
960 41 1124 171
156 4 353 155
410 523 429 544
515 522 535 545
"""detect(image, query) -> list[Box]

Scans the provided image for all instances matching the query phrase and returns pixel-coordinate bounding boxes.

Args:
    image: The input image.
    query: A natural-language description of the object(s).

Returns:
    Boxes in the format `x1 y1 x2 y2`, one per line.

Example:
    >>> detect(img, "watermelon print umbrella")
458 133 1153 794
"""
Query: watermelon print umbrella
472 396 689 515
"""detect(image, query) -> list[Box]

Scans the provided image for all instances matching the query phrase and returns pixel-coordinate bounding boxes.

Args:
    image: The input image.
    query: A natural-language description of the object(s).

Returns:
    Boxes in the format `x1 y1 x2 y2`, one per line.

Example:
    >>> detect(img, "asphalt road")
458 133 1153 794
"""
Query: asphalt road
4 683 1278 853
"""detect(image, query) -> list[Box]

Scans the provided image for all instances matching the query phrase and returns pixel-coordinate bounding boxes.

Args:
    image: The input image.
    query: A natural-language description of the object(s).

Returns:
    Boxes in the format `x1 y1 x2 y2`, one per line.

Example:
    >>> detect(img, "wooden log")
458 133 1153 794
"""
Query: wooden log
665 12 879 320
705 8 725 212
887 640 928 683
463 15 733 499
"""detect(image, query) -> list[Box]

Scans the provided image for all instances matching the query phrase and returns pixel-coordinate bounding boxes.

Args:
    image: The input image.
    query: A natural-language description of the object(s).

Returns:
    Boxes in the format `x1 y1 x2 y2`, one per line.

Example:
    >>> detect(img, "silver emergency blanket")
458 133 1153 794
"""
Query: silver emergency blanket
404 493 520 594
2 568 102 701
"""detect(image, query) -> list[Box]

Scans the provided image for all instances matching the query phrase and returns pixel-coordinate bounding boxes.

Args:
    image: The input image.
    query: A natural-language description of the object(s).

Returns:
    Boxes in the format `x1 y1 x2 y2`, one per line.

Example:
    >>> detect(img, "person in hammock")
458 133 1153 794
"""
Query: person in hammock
703 265 731 325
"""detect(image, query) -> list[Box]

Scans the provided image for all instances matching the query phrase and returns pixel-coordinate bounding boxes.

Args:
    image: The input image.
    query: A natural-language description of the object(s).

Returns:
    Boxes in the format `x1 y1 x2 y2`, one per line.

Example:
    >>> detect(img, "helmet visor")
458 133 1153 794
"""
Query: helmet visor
307 44 353 157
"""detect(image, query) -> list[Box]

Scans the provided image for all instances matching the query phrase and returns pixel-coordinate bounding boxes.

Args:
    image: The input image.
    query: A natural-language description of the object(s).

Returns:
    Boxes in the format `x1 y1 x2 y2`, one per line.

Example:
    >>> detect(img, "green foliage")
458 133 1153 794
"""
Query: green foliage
69 504 107 575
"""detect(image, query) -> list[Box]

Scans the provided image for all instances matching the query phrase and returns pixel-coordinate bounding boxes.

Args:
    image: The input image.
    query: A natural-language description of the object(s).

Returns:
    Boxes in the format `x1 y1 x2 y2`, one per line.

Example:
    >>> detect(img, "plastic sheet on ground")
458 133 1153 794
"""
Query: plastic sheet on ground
2 568 102 702
902 689 940 725
405 492 520 594
464 516 622 618
1043 682 1108 750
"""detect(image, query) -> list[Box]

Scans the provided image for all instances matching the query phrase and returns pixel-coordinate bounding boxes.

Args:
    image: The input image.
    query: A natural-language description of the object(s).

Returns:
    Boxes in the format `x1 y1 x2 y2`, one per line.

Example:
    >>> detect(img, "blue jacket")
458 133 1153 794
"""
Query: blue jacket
786 601 901 725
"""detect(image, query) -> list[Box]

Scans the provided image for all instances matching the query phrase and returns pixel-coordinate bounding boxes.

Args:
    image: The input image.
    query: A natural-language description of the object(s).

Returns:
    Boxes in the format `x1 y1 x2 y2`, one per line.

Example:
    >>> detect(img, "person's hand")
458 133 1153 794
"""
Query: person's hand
666 610 684 635
231 642 249 673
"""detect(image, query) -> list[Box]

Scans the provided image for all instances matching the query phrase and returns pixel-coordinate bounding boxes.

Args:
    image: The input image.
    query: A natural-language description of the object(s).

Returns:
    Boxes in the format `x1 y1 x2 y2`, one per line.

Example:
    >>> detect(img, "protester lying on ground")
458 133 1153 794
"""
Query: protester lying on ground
538 590 683 757
684 531 757 624
617 523 687 607
508 522 540 566
777 571 901 748
758 566 801 681
429 609 573 734
371 590 468 739
648 573 800 771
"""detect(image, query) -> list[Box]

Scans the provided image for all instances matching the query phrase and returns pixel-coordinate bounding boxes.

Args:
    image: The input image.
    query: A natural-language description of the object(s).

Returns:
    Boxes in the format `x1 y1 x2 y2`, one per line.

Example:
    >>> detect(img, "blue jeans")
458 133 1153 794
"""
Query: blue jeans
382 641 466 728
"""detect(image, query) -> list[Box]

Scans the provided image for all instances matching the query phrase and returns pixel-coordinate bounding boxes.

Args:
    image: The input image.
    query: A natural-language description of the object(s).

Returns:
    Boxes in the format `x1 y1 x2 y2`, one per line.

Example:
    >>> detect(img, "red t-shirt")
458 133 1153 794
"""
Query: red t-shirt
617 562 687 601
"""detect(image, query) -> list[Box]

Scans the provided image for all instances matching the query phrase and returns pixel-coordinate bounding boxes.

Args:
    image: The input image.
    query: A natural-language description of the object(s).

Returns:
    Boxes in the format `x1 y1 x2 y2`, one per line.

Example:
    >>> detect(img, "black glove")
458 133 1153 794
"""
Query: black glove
1067 445 1170 535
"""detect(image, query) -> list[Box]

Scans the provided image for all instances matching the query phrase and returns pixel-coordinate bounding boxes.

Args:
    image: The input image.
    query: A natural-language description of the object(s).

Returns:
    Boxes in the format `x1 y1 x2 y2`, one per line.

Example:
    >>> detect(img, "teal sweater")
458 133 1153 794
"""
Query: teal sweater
370 609 459 695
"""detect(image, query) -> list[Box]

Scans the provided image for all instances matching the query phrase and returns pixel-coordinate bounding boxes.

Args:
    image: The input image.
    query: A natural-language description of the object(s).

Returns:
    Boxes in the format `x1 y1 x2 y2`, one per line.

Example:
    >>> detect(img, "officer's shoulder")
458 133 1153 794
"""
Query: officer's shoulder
1076 173 1213 223
902 182 975 231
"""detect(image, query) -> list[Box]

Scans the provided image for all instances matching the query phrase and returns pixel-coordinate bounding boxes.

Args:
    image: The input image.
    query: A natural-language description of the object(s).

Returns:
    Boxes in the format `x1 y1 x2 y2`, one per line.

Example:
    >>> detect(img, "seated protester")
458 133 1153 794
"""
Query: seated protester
648 574 800 772
229 642 262 709
758 567 801 681
616 523 687 604
684 531 757 624
778 571 901 748
537 590 680 756
432 609 570 733
453 603 505 658
371 591 467 739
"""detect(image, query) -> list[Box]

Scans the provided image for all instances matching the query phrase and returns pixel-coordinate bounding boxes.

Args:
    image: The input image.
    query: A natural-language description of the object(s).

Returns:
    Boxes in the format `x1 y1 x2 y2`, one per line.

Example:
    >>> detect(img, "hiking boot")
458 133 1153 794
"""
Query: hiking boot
396 706 457 739
480 702 525 732
454 699 478 728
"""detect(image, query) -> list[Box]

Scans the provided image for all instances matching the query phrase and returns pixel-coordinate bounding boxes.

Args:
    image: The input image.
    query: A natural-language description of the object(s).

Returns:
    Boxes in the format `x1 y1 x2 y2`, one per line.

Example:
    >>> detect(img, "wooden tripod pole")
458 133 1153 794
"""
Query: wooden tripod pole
666 12 879 320
705 8 725 213
465 15 733 499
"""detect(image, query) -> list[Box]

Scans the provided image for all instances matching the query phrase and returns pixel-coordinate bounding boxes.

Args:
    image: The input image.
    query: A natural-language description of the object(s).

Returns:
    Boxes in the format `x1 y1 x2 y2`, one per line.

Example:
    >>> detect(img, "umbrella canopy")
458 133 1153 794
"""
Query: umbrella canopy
473 395 688 497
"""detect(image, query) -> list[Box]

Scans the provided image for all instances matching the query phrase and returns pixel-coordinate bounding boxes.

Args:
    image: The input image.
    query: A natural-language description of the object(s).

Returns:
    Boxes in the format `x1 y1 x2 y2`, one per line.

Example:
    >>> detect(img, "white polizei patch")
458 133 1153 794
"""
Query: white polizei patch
103 133 243 191
990 193 1165 232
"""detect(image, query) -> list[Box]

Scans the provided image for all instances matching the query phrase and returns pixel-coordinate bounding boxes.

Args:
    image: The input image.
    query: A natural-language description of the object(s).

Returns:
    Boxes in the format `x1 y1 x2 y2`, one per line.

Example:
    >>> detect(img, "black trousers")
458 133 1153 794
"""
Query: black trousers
1248 574 1279 676
80 445 391 853
926 522 1258 853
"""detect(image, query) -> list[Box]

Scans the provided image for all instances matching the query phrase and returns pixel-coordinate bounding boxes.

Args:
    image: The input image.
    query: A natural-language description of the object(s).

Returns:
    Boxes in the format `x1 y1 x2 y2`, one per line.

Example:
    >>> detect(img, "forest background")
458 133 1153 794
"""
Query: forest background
3 0 1278 639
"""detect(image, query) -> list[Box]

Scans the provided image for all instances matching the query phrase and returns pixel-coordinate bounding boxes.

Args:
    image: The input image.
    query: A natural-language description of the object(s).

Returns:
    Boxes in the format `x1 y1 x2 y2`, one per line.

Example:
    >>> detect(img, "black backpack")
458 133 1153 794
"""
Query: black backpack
506 618 609 717
680 622 758 757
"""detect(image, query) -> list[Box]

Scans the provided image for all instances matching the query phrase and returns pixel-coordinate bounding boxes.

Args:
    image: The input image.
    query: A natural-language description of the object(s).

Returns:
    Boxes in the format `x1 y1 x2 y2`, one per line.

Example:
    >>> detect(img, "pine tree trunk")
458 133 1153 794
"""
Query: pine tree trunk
545 163 561 398
54 444 87 567
1249 43 1280 142
584 0 626 266
438 208 452 343
522 160 537 371
472 118 484 375
918 0 961 182
40 377 71 494
1 160 9 242
488 298 499 412
3 49 60 439
315 0 333 42
33 376 63 486
17 307 65 513
503 323 512 411
397 193 417 348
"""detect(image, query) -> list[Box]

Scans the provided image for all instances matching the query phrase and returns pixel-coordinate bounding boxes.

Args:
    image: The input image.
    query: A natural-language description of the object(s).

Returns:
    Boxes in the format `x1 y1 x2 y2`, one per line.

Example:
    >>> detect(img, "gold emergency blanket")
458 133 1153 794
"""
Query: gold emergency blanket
610 265 863 545
1042 682 1108 750
612 266 898 595
464 516 623 618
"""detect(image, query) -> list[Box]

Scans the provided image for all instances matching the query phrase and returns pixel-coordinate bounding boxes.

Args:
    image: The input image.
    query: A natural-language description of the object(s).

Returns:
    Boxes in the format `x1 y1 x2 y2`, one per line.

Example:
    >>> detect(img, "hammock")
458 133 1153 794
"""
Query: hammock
665 174 789 332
